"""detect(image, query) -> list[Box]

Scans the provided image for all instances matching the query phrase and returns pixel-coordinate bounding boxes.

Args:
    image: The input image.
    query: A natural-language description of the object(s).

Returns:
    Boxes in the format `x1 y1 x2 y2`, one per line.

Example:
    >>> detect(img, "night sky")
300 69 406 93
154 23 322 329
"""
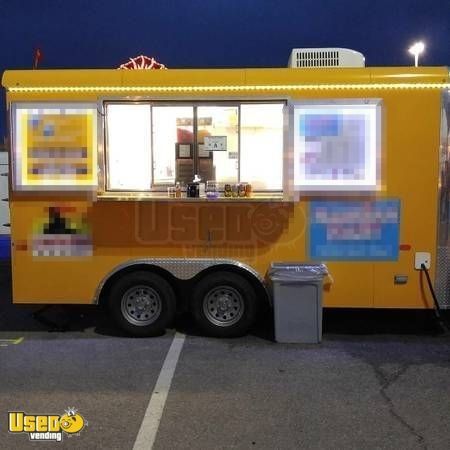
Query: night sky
0 0 449 138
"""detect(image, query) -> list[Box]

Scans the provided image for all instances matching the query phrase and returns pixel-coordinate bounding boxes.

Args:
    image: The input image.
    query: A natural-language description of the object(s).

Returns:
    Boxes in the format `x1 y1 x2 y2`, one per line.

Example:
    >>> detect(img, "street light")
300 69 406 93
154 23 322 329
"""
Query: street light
408 41 425 67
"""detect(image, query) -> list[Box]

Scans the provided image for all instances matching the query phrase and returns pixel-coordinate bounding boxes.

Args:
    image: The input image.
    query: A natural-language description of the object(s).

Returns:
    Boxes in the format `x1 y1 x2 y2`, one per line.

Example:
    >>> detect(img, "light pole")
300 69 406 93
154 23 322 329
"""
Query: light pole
408 41 425 67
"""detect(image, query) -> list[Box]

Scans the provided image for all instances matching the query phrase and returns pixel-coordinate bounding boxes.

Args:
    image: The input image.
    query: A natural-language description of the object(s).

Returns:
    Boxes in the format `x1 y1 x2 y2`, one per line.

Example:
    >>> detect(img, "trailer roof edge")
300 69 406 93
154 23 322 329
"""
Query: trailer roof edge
2 66 449 92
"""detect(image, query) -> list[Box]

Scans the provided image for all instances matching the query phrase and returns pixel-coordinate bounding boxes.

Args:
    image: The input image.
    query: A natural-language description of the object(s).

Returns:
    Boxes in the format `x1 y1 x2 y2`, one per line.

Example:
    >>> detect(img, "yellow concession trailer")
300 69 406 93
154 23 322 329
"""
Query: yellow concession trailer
1 65 450 336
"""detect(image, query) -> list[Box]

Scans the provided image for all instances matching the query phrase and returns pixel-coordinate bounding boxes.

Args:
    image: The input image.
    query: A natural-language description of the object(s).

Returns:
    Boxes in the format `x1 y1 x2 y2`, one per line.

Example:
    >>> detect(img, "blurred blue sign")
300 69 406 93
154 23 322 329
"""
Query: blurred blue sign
309 200 400 260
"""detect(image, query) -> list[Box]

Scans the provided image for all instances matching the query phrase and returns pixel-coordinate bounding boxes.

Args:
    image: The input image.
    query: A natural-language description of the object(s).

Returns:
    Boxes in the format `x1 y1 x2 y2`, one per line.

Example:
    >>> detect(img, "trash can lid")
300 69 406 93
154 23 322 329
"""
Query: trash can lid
268 262 328 282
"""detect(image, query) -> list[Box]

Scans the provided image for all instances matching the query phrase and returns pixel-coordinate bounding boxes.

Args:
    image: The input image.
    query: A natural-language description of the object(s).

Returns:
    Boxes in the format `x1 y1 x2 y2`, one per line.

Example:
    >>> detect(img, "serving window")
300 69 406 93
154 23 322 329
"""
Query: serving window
104 101 285 192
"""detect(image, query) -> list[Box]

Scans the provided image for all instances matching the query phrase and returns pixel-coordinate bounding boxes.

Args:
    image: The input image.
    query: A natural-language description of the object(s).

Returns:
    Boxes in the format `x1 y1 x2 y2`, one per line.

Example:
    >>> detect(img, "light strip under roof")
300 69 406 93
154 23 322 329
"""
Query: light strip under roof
6 82 450 93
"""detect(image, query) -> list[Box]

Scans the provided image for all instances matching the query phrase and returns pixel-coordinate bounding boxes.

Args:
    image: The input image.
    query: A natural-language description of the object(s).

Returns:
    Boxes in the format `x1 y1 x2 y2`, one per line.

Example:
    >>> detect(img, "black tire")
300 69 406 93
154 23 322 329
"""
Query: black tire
108 271 176 337
191 271 258 337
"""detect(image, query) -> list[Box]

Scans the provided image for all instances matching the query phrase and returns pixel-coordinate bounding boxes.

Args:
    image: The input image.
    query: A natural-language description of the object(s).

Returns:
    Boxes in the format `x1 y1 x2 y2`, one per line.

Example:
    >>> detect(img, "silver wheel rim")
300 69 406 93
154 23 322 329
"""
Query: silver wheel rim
203 285 244 327
121 285 162 326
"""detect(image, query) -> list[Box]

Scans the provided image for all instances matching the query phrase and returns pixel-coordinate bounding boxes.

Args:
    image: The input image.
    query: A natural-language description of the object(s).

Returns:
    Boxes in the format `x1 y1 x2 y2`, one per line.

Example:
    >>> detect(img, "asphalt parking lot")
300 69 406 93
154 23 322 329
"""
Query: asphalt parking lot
1 261 450 450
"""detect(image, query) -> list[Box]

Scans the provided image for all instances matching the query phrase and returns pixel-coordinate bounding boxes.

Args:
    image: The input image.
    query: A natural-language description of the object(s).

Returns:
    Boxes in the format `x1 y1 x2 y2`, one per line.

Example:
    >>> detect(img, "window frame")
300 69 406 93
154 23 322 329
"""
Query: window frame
102 99 288 193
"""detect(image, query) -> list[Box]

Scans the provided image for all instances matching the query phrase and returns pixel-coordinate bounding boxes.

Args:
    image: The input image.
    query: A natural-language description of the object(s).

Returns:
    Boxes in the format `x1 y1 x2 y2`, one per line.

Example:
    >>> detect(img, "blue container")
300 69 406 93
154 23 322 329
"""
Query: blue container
0 235 11 260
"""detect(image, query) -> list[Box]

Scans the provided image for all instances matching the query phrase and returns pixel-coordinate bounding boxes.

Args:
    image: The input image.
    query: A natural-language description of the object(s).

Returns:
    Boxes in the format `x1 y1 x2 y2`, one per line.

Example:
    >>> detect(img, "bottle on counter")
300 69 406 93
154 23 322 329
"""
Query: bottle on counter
193 174 205 197
167 186 176 198
224 184 232 197
206 180 219 199
187 175 200 198
175 182 182 198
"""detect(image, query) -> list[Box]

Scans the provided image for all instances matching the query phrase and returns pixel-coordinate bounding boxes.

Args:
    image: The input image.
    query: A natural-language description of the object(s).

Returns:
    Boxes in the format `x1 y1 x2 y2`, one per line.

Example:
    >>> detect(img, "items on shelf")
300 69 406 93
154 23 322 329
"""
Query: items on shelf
167 179 252 199
206 180 219 199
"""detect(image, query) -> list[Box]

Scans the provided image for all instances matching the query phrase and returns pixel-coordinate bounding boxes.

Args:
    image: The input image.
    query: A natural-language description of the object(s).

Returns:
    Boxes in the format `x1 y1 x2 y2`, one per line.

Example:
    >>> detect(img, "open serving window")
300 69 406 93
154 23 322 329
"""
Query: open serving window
104 101 286 193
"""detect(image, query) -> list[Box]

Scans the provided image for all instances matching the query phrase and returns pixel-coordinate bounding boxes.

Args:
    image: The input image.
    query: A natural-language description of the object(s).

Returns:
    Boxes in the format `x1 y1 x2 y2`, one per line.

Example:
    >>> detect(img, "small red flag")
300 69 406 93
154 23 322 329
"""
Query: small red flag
33 48 42 69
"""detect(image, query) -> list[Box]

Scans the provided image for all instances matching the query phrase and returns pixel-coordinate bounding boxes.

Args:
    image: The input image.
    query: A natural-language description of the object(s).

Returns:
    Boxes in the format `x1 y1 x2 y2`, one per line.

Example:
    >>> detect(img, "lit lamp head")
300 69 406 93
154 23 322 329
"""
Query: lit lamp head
408 41 425 67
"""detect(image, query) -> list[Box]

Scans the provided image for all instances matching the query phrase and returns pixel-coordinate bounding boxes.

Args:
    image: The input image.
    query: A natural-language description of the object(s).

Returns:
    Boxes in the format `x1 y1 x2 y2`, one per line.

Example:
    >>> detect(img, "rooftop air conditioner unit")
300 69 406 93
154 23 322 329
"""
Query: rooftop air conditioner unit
288 48 365 68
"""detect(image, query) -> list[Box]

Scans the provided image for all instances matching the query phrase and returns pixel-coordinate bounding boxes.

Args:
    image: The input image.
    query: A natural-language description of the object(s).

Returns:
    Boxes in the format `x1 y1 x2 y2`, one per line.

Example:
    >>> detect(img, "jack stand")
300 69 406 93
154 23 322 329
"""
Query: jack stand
32 305 71 332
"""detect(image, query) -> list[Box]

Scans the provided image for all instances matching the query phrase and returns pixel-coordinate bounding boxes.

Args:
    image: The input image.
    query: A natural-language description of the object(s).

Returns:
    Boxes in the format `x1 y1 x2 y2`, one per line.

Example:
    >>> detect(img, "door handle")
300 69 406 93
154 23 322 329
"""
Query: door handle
2 223 10 227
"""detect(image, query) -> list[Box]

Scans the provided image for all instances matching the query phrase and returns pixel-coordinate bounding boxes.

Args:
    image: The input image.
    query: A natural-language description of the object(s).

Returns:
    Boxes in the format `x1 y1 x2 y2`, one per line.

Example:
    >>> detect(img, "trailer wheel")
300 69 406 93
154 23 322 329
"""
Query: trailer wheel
191 271 258 337
108 271 176 337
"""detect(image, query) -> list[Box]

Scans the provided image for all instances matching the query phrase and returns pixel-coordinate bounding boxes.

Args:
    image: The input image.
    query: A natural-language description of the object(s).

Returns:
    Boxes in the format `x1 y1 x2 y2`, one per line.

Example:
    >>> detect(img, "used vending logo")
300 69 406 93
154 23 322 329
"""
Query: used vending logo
8 407 87 442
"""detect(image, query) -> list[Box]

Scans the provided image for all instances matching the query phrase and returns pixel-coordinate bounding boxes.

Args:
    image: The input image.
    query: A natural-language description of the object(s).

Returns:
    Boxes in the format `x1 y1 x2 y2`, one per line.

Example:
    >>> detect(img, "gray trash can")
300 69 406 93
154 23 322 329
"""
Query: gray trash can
268 262 329 344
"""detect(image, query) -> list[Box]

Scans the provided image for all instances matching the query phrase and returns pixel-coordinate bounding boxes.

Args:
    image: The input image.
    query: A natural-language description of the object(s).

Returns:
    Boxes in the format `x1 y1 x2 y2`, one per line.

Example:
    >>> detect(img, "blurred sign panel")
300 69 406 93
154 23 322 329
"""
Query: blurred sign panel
309 200 400 260
13 104 97 190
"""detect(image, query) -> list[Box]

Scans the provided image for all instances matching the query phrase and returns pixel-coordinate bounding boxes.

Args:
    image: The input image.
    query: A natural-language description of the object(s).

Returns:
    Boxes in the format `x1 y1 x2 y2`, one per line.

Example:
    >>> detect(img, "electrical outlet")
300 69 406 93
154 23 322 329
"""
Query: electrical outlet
394 275 408 284
415 252 431 270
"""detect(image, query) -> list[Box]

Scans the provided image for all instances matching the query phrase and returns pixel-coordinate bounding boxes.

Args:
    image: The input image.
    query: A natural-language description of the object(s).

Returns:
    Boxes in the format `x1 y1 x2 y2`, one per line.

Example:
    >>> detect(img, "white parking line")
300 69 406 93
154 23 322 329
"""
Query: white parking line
133 332 186 450
0 337 24 347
